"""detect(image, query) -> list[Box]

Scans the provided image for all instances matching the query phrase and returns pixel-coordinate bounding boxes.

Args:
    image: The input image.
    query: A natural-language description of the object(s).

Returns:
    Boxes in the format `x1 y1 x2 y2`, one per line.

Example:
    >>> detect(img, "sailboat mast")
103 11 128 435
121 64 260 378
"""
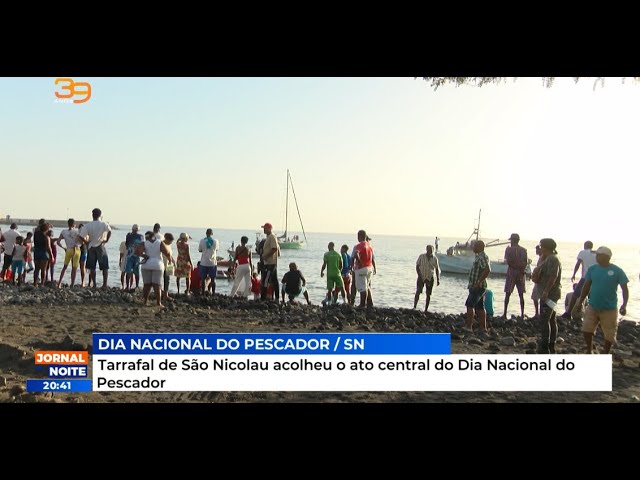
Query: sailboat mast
476 209 481 241
284 169 289 238
288 171 307 242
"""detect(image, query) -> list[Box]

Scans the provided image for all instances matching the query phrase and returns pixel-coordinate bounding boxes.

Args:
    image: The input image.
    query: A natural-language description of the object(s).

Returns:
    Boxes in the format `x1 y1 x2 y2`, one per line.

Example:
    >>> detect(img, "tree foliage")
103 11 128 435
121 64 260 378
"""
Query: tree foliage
421 77 639 90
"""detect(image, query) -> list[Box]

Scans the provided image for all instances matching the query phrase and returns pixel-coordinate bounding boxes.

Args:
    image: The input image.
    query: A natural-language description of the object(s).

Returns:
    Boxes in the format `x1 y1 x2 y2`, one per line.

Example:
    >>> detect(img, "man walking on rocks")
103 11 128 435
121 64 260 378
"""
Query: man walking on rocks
414 244 440 312
574 246 628 354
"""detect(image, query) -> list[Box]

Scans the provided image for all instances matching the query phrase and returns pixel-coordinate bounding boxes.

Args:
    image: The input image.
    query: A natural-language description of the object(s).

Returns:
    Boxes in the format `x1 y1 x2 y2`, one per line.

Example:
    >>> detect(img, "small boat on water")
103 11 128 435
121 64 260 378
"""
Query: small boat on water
278 169 307 250
436 210 532 277
253 170 307 255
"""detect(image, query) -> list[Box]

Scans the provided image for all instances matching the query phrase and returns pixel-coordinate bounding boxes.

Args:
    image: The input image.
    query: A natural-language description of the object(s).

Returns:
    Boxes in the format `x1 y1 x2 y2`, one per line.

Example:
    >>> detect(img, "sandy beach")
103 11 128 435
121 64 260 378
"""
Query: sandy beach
1 285 639 403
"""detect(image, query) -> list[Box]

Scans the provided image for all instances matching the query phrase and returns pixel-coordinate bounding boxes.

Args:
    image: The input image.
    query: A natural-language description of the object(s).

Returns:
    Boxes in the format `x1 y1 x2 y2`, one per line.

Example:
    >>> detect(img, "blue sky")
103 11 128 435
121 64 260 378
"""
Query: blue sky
1 77 638 243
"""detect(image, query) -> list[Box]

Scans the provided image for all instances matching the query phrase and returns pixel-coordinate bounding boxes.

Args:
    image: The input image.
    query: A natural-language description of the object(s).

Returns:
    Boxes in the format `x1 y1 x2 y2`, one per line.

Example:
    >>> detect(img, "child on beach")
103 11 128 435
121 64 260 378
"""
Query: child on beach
251 271 261 300
22 232 34 283
189 261 202 294
484 288 494 324
119 240 127 290
11 236 27 285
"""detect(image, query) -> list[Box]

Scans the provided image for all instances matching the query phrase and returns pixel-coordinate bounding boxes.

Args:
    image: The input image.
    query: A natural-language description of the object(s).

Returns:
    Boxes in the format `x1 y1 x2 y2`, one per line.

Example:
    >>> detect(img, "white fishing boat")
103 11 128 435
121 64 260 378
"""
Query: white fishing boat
436 210 532 277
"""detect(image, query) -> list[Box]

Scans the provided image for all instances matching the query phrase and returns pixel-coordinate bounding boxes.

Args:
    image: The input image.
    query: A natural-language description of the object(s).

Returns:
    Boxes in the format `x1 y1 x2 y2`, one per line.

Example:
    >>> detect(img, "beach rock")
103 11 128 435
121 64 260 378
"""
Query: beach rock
611 349 633 358
62 335 75 349
10 385 25 396
467 338 484 346
491 318 504 328
500 337 515 347
630 396 639 402
556 337 565 344
564 347 578 354
0 376 6 387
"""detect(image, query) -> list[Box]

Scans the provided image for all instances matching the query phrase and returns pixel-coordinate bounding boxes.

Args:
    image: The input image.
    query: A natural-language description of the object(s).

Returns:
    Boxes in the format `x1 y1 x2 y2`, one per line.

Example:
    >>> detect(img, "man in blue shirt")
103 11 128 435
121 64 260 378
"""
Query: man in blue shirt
574 246 629 354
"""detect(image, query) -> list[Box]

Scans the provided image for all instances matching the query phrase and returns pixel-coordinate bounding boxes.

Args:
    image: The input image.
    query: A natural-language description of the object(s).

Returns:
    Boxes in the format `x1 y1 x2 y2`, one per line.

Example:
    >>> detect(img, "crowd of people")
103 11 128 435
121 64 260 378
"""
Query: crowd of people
0 210 632 355
445 234 629 355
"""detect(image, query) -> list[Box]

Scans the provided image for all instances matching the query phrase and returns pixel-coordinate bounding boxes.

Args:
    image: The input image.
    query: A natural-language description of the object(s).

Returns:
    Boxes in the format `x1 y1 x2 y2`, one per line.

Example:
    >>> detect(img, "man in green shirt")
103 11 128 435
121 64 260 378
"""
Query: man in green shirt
321 242 346 305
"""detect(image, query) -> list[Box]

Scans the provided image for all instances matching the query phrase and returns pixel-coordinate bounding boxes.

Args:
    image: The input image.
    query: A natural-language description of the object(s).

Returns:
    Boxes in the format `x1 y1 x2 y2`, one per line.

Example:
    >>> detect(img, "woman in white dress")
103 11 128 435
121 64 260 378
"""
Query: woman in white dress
141 231 172 308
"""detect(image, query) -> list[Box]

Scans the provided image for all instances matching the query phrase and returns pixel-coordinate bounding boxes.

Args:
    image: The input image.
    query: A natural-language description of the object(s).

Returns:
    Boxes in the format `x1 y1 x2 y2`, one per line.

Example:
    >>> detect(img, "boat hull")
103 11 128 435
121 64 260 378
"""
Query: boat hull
279 241 305 250
436 253 513 276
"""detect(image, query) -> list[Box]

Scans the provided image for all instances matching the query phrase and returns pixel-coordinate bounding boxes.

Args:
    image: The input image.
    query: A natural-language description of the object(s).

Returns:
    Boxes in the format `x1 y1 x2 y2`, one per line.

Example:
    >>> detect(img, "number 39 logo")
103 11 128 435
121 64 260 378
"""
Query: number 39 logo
54 78 92 104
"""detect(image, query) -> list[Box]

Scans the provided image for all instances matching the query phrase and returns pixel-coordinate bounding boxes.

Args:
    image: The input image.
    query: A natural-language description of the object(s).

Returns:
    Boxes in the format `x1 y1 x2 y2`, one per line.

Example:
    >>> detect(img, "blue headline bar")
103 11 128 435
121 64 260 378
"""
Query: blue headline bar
26 380 92 393
93 333 451 355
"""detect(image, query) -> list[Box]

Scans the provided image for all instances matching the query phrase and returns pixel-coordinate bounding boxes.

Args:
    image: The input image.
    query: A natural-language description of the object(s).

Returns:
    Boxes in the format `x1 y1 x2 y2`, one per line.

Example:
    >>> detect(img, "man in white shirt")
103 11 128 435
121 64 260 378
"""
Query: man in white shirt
78 208 112 289
198 228 219 295
260 222 281 301
0 223 21 283
561 240 596 319
414 244 440 312
56 218 81 288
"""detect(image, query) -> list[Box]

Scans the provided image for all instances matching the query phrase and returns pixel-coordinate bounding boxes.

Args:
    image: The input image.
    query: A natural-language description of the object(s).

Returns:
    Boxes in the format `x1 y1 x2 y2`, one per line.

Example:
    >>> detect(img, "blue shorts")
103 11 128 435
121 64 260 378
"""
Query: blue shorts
12 260 25 276
465 287 486 310
125 255 141 274
199 265 217 281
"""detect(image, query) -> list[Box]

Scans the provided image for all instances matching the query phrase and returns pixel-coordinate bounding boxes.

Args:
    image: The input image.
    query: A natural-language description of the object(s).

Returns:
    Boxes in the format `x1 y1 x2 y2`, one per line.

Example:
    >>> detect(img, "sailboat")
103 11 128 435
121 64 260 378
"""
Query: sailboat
278 169 307 250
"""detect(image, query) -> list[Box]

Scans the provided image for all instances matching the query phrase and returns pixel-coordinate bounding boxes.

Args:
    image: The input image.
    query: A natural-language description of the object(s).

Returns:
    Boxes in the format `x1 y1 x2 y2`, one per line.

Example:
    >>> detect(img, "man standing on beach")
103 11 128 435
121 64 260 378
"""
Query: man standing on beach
198 228 219 295
56 218 81 288
561 240 596 319
78 208 112 290
574 246 628 354
321 242 346 305
502 233 528 319
354 230 376 308
536 238 562 354
465 240 490 333
0 223 20 283
414 244 440 312
153 223 162 241
125 224 144 291
260 223 280 301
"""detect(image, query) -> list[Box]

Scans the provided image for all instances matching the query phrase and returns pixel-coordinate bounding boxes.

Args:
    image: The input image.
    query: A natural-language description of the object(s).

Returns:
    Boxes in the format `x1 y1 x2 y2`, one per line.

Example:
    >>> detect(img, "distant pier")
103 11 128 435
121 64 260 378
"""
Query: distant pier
0 217 118 229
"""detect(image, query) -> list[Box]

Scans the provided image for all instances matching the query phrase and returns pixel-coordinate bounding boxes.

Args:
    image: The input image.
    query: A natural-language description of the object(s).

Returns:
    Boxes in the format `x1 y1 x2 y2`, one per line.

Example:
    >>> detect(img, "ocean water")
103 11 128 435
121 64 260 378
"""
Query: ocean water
10 225 640 321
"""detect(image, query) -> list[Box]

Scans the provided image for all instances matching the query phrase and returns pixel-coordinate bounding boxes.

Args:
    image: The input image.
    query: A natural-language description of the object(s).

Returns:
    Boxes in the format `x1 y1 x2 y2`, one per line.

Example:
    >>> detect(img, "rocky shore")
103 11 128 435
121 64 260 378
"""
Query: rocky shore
1 284 639 403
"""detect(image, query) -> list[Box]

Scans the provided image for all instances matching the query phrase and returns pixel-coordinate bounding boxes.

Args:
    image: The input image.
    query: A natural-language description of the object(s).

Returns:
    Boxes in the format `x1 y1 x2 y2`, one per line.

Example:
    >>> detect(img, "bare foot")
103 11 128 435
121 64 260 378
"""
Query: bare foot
157 304 165 309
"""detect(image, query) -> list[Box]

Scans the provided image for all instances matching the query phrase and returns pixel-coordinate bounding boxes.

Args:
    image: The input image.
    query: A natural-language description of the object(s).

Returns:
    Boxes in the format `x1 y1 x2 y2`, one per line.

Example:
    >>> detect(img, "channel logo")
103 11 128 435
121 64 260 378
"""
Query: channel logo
26 350 92 393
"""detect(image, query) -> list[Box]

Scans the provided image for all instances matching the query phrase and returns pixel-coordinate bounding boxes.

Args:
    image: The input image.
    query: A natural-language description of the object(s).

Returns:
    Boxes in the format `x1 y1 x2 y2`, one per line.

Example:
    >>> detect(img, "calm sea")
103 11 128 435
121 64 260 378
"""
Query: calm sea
13 225 640 321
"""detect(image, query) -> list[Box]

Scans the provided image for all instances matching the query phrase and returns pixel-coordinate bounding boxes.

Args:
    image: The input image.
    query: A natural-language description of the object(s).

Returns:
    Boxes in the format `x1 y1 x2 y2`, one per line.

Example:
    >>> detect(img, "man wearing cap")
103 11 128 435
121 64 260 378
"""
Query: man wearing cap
574 246 629 354
536 238 562 354
502 233 528 319
260 223 280 301
124 224 144 291
561 240 596 319
78 208 112 289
